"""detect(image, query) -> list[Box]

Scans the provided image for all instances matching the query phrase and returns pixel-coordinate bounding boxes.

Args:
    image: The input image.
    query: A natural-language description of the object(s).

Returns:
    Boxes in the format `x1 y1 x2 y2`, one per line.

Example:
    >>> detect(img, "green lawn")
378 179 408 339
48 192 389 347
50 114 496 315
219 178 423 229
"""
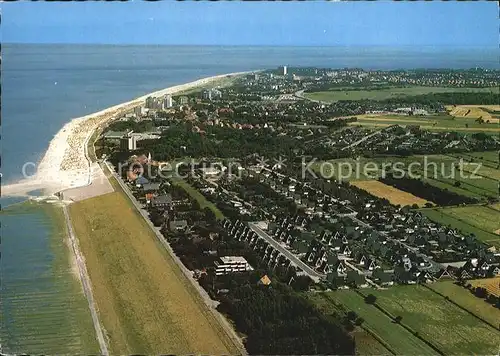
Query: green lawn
305 86 499 102
170 177 224 219
421 208 500 248
316 291 436 355
428 281 500 328
360 286 500 355
306 293 393 356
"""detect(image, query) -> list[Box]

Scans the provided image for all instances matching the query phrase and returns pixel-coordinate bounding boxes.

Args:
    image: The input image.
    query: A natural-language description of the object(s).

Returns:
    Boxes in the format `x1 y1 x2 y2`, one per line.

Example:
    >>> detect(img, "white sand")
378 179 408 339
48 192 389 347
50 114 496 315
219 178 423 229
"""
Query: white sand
3 71 252 197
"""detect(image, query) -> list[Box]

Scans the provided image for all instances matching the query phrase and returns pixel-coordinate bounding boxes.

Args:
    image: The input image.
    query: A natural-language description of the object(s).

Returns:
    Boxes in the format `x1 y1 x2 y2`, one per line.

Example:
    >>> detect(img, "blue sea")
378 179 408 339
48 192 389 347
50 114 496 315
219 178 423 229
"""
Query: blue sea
1 44 498 353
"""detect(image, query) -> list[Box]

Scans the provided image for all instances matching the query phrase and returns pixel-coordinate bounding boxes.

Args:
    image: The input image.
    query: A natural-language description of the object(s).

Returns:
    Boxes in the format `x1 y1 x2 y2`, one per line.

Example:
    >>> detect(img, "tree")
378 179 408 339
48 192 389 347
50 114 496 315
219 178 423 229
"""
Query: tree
204 207 216 222
394 315 403 324
346 311 358 321
364 294 377 305
354 317 364 326
474 287 487 299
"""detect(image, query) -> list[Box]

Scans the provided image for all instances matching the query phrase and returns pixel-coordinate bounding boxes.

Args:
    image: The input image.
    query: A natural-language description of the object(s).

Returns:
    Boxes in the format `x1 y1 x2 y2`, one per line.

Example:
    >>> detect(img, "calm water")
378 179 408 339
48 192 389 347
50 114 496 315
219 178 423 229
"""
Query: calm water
1 44 498 353
0 203 99 354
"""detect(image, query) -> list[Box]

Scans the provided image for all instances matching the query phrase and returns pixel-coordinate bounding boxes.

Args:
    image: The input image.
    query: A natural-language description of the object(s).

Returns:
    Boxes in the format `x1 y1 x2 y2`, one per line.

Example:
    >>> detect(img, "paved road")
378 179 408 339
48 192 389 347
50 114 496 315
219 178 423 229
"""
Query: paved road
248 222 324 281
103 161 246 355
295 89 321 103
63 204 109 355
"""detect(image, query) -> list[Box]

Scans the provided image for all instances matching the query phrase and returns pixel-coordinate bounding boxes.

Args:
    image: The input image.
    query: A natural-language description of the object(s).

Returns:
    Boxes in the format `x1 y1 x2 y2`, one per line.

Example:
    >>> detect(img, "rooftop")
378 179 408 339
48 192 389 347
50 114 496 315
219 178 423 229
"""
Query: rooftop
103 130 130 139
220 256 249 264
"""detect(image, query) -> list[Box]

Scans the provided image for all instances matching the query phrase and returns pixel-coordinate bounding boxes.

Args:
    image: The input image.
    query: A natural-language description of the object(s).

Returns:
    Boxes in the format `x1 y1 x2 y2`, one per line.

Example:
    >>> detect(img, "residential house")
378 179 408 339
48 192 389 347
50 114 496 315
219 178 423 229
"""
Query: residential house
151 194 173 209
169 220 188 232
346 271 368 288
372 269 394 286
142 182 161 192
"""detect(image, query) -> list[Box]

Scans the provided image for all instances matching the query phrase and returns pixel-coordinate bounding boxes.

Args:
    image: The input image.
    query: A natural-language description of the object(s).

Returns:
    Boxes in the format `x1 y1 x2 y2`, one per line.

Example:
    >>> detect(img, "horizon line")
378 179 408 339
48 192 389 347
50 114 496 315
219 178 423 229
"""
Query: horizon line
4 42 498 49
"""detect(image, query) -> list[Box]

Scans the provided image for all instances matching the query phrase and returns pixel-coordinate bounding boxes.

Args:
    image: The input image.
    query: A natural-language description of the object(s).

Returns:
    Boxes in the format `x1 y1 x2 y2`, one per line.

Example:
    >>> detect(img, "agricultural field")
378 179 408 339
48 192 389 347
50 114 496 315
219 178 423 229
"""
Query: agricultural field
421 208 500 248
306 293 392 356
348 114 500 133
351 180 431 207
440 206 500 236
315 152 500 201
170 177 224 219
313 291 436 355
471 278 500 298
459 151 500 166
359 286 500 355
491 203 500 212
428 280 500 327
69 192 237 354
446 105 500 123
304 86 498 102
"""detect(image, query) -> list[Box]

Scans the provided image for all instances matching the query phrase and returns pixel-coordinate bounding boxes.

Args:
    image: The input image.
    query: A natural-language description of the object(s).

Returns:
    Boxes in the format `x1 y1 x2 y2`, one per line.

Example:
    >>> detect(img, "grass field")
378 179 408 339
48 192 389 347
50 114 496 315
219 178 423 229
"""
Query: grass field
316 291 436 355
170 177 224 219
421 208 500 248
351 180 431 207
306 293 393 355
304 86 498 102
69 192 237 354
359 286 500 355
428 280 500 327
470 278 500 298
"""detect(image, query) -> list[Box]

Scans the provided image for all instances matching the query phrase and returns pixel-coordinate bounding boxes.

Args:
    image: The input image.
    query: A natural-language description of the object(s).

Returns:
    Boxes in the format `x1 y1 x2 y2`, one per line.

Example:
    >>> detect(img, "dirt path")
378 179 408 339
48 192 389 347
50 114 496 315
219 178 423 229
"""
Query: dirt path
62 204 109 355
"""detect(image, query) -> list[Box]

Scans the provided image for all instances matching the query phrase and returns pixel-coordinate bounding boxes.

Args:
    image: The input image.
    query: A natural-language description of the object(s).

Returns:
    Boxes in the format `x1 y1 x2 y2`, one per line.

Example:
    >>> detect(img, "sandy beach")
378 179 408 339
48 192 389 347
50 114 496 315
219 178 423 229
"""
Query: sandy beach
3 71 252 198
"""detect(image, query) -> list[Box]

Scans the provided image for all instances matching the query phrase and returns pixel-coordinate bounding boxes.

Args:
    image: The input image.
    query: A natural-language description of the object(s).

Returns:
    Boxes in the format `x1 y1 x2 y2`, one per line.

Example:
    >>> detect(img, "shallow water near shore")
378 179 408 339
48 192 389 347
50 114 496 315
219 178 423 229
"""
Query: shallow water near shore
0 202 99 354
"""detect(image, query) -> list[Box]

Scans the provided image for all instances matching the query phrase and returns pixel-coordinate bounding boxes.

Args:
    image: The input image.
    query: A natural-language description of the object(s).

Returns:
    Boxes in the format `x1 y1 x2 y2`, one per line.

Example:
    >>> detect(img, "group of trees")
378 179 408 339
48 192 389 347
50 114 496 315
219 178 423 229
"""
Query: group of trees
381 92 499 106
459 281 500 309
380 175 478 206
217 280 355 355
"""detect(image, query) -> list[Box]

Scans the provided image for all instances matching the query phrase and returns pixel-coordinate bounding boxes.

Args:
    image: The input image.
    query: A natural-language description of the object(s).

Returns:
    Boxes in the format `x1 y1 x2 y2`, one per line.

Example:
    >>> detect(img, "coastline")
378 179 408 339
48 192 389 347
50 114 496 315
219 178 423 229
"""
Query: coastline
2 71 254 198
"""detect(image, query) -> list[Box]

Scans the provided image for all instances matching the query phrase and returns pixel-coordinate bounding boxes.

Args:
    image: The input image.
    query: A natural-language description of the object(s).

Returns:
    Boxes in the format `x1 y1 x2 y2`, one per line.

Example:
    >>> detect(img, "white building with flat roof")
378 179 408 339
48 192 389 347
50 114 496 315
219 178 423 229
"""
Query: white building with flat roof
163 94 173 109
215 256 253 275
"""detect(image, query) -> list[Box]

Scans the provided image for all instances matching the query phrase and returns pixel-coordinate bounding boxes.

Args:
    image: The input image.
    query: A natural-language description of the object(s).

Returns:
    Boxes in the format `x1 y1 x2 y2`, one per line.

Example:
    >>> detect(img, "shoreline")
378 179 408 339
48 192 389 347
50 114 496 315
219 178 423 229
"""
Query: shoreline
2 70 254 198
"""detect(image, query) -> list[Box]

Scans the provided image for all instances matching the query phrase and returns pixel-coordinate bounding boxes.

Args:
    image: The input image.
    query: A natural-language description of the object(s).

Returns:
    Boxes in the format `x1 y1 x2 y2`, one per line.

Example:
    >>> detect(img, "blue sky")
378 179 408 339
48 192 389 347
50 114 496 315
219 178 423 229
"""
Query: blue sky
2 1 498 47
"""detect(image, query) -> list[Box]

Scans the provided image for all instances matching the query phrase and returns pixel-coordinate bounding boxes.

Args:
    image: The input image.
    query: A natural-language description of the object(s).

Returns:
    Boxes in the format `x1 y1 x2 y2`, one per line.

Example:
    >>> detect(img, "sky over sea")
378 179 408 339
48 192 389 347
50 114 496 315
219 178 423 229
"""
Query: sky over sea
2 1 498 47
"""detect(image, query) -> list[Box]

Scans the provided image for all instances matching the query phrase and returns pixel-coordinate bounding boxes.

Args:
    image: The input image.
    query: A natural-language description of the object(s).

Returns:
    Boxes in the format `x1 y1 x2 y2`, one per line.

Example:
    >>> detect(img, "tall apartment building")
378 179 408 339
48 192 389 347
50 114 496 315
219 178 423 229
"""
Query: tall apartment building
163 94 173 109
